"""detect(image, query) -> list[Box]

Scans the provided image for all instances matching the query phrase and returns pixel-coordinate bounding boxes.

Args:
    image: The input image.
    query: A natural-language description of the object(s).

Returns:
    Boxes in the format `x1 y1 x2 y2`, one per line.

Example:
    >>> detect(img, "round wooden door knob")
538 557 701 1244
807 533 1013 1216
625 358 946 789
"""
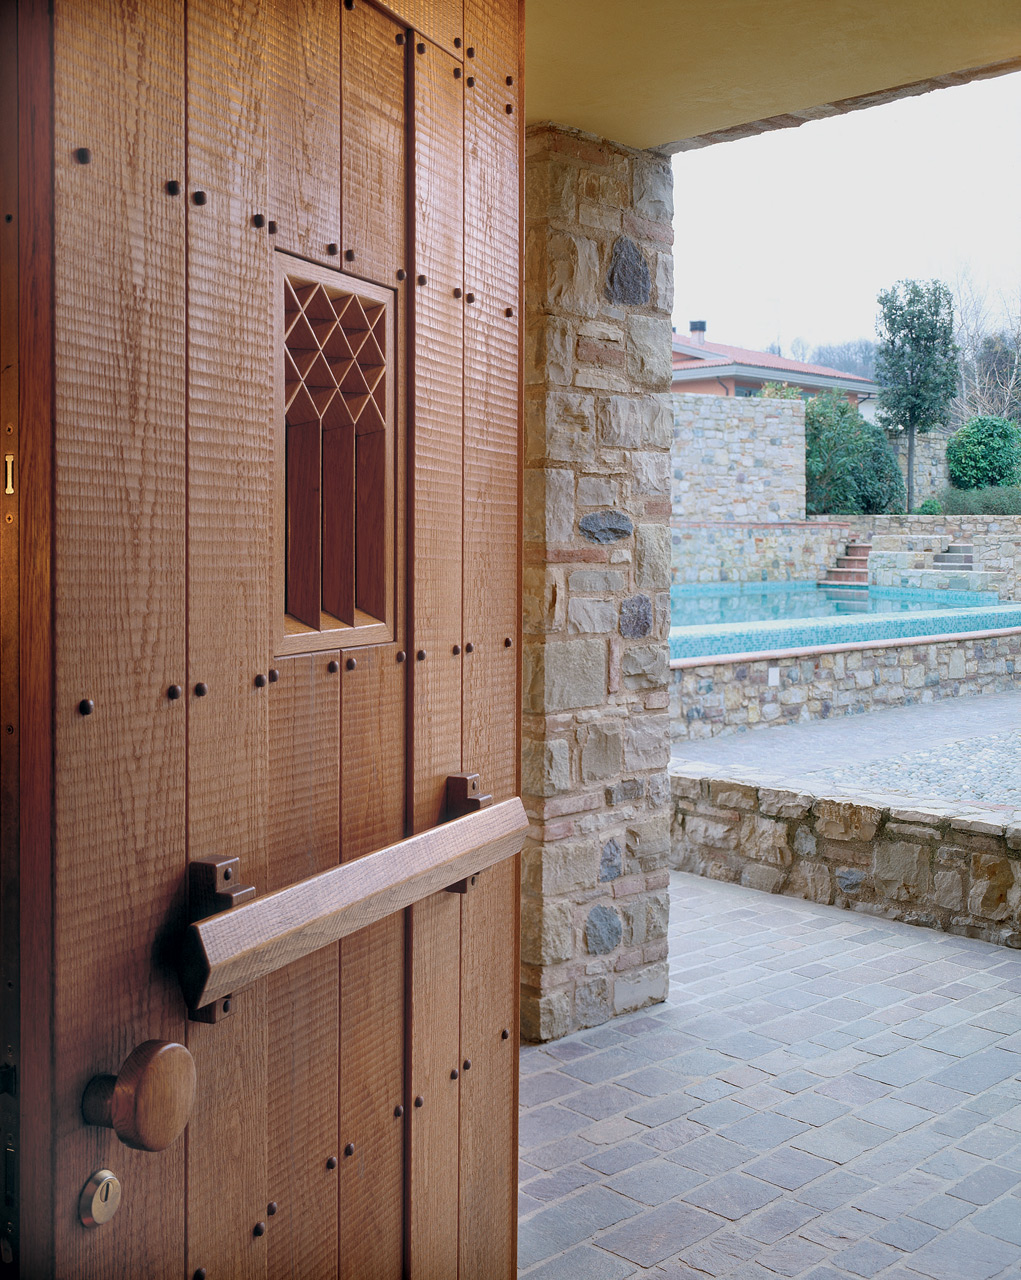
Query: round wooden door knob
82 1040 197 1152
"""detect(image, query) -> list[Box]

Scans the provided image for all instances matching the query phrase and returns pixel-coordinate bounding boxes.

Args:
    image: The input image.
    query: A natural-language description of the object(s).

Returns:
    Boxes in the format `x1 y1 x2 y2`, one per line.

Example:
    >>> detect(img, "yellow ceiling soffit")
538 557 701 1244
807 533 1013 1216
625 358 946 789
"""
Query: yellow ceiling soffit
524 0 1021 151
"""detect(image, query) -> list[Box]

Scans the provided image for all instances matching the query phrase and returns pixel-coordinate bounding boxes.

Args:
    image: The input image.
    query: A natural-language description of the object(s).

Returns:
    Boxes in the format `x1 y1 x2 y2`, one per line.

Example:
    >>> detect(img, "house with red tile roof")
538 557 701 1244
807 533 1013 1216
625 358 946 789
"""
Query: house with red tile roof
672 321 879 412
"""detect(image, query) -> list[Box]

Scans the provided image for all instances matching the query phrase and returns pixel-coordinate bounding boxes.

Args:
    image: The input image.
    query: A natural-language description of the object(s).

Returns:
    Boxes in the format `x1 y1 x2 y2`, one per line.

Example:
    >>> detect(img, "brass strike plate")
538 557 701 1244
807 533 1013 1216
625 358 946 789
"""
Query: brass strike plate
79 1169 121 1228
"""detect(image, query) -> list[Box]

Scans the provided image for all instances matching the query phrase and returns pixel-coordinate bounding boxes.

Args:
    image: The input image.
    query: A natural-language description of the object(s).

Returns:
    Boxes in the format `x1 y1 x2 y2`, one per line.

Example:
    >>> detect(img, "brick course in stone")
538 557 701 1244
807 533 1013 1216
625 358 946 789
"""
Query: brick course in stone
523 123 674 1040
670 764 1021 949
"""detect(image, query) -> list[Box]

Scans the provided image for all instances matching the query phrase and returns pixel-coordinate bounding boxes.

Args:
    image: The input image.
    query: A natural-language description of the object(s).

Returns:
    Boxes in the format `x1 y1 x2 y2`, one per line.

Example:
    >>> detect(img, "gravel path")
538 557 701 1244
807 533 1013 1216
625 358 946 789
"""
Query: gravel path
805 727 1021 810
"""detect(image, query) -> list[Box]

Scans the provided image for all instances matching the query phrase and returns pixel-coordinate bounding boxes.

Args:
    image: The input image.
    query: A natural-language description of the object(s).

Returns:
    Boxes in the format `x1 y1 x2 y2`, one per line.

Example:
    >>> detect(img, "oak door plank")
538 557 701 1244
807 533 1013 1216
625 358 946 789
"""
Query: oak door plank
267 0 341 265
341 0 407 286
267 654 341 1279
186 0 272 1273
378 0 464 59
339 642 406 1279
51 2 187 1275
459 5 522 1273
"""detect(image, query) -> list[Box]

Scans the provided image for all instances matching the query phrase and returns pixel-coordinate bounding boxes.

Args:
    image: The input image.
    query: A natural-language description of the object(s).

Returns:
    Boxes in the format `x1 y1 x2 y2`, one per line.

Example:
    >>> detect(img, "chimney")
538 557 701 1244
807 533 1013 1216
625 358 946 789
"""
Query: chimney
689 320 706 345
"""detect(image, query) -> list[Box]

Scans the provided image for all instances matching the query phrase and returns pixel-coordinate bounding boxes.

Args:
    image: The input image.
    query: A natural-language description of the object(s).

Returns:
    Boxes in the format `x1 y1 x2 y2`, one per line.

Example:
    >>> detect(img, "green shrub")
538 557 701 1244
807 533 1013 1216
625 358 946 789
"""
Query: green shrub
915 497 942 514
758 381 803 400
937 485 1021 515
805 393 906 515
946 416 1021 489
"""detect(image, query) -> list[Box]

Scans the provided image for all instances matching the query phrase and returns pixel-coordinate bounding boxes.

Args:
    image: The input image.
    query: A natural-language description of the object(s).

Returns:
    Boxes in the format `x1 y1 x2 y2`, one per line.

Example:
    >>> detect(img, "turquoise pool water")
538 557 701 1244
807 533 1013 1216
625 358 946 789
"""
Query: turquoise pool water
670 582 1021 661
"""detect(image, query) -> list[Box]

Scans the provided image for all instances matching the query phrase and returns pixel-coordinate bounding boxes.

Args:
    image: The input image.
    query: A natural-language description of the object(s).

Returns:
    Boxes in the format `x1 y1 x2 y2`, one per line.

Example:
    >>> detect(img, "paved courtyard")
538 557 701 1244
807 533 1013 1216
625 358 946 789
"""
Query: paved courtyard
518 870 1021 1279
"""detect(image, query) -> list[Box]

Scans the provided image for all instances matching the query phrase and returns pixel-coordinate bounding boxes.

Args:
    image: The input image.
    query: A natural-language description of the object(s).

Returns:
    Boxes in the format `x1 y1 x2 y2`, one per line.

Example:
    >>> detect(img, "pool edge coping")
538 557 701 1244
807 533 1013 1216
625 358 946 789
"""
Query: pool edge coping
669 625 1021 670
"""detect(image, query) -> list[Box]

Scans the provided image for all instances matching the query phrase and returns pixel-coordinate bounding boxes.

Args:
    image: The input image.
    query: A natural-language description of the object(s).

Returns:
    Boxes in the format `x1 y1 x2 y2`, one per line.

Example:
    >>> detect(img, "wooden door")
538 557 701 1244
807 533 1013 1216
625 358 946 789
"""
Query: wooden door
3 0 523 1275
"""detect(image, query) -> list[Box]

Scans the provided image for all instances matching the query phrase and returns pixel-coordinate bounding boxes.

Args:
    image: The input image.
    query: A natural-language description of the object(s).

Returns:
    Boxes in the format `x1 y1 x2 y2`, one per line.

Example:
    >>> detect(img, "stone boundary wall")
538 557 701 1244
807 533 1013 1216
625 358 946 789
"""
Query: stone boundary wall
671 765 1021 948
523 123 674 1041
886 428 952 505
670 631 1021 742
672 393 805 523
811 515 1021 600
672 520 852 587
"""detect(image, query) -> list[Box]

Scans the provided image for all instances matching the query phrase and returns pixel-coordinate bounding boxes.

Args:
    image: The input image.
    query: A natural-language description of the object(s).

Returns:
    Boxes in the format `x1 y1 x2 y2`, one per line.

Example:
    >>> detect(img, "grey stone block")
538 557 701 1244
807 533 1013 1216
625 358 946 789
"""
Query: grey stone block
586 904 623 955
604 237 651 306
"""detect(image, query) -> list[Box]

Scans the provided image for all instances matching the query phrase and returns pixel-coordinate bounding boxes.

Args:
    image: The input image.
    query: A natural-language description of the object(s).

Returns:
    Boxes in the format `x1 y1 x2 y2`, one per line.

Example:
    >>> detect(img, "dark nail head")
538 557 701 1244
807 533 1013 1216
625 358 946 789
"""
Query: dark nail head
192 190 207 205
166 180 181 196
396 650 406 663
326 1156 338 1169
504 637 513 647
454 37 462 48
454 67 462 78
268 220 278 234
465 293 475 303
344 1142 355 1156
416 650 427 661
450 1068 459 1079
79 699 94 716
414 1095 424 1108
252 213 266 228
505 307 514 317
465 642 474 653
195 682 208 696
344 248 355 261
253 1222 266 1238
167 685 183 700
328 660 340 673
254 673 267 687
267 1202 278 1216
346 657 357 670
417 275 427 286
268 668 279 683
501 1028 510 1039
466 76 475 86
452 644 461 655
396 269 407 280
394 1104 404 1117
74 147 91 165
416 42 425 54
327 243 339 255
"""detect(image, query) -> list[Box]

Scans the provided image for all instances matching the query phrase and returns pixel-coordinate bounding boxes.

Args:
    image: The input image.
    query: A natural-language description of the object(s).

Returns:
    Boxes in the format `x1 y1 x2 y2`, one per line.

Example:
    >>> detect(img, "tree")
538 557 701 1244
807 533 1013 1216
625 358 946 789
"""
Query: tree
951 277 1021 426
875 279 959 512
810 339 877 381
805 392 905 515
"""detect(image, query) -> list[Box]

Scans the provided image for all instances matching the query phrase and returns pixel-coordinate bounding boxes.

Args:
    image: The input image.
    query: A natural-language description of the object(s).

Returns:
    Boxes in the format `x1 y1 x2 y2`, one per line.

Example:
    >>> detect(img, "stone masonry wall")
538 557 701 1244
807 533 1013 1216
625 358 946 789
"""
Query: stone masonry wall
671 632 1021 742
672 393 806 522
814 515 1021 600
887 428 952 505
522 124 674 1041
672 520 852 587
672 765 1021 949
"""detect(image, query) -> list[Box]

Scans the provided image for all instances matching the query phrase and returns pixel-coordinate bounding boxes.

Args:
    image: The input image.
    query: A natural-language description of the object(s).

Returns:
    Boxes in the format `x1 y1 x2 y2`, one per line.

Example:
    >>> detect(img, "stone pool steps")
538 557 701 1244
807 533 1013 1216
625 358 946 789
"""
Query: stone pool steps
934 542 975 569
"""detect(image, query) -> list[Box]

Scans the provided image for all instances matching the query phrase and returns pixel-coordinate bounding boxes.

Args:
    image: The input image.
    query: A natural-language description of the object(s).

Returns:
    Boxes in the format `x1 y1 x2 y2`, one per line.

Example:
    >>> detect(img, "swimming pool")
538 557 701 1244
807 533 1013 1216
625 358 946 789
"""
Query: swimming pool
670 581 1021 660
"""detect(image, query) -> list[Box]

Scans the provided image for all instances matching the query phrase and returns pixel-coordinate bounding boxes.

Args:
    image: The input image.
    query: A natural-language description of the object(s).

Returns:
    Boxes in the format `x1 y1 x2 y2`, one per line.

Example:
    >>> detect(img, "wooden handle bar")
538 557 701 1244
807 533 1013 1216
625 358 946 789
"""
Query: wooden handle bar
179 797 528 1010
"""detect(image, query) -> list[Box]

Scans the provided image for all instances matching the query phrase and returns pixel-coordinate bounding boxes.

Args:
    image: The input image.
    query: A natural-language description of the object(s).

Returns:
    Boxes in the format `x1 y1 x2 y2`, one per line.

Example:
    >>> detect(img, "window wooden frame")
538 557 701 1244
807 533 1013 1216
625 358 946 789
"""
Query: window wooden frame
274 253 397 655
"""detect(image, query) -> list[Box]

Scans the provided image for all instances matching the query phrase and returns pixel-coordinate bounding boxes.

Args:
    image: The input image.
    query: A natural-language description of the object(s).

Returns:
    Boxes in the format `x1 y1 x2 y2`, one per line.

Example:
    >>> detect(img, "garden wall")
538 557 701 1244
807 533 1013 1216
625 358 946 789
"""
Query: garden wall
671 520 852 586
672 393 805 523
671 765 1021 948
670 630 1021 741
886 428 952 504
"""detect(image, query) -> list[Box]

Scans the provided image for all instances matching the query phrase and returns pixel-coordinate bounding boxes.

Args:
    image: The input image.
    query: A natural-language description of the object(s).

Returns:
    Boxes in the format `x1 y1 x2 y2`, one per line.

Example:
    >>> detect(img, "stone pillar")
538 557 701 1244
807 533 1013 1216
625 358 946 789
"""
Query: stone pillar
521 123 674 1041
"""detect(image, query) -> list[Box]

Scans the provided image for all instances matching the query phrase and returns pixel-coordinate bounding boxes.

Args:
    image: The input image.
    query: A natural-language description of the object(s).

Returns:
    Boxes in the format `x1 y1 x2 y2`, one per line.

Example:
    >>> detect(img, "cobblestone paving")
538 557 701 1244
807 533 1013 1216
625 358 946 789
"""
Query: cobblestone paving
807 729 1021 812
518 872 1021 1278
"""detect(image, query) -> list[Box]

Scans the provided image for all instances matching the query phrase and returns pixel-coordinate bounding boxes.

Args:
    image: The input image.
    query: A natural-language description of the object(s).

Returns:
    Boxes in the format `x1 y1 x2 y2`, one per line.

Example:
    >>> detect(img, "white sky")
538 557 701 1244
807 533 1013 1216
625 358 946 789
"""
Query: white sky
671 70 1021 355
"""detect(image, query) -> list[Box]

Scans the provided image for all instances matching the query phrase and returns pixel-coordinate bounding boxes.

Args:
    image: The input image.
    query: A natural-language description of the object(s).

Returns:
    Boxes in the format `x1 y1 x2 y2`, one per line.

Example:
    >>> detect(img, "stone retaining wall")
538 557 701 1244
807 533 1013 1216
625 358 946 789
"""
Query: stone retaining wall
671 765 1021 948
672 393 805 523
671 632 1021 742
672 520 852 586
